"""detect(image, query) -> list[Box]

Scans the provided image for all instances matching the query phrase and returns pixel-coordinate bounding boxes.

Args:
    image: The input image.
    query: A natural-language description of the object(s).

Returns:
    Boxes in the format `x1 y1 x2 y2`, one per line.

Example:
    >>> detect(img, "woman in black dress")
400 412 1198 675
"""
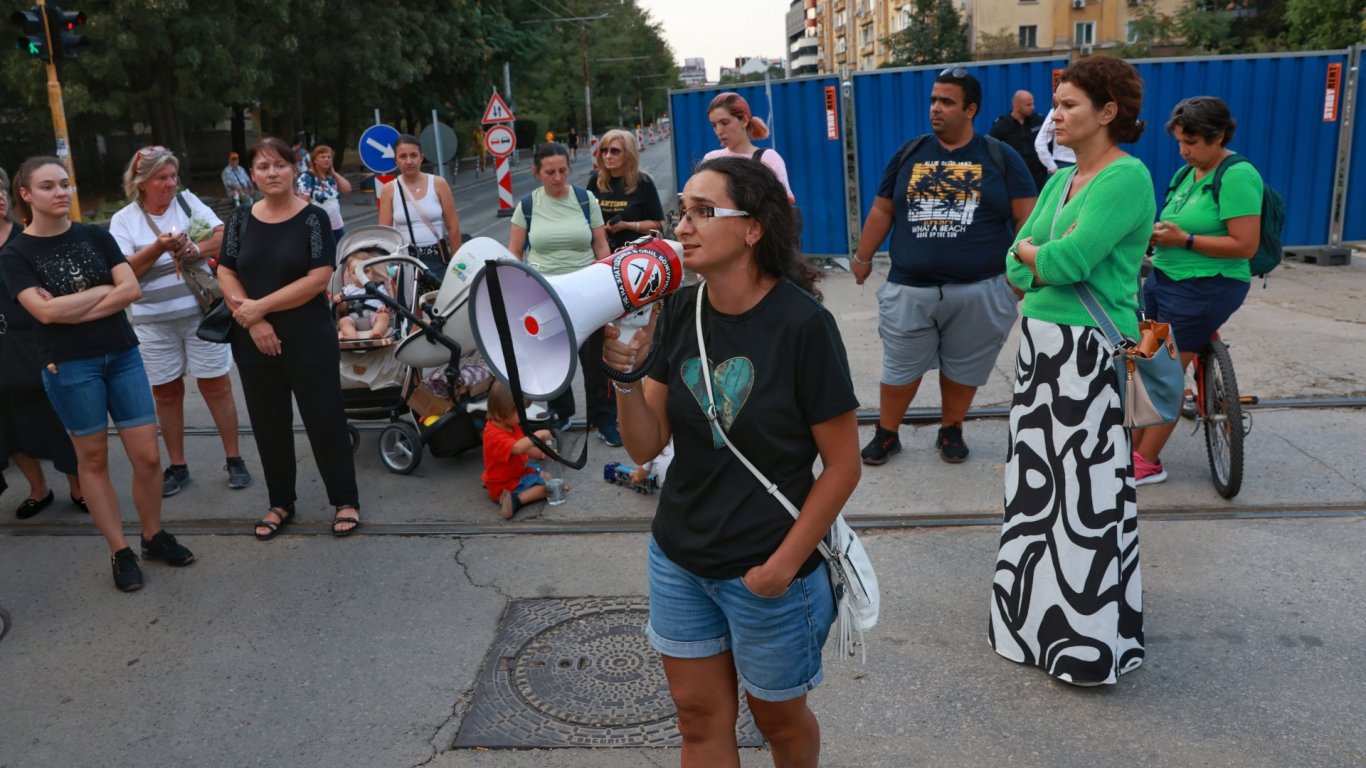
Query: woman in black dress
0 167 84 519
217 137 360 539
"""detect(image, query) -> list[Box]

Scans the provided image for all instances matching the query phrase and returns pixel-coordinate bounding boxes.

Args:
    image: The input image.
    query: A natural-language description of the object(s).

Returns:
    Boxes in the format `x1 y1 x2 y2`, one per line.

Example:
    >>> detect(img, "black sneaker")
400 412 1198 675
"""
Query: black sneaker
936 424 969 464
112 548 143 592
860 426 902 466
162 464 191 497
224 457 252 490
141 530 196 567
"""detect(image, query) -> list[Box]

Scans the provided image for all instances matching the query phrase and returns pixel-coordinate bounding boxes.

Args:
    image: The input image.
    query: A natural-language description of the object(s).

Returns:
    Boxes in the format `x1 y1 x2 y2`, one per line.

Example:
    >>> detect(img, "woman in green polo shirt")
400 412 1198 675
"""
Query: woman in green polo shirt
1133 96 1263 487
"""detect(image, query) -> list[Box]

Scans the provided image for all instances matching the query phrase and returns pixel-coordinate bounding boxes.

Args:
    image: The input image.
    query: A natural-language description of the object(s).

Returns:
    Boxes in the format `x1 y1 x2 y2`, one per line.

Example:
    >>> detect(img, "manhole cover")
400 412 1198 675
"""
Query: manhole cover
455 596 763 748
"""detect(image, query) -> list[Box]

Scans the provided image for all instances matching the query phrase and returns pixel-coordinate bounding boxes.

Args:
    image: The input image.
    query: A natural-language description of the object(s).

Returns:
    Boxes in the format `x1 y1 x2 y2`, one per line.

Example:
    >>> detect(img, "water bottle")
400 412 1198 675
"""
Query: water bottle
541 436 566 506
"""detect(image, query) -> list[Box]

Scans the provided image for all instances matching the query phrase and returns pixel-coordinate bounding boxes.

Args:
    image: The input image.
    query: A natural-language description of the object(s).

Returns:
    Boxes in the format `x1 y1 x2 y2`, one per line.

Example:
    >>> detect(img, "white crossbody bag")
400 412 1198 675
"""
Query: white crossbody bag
692 282 879 660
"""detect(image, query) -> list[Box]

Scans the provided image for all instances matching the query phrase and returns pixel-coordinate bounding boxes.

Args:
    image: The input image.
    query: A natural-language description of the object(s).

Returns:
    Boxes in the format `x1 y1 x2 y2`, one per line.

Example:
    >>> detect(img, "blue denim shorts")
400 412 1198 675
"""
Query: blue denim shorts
1144 268 1250 354
515 466 546 494
645 537 835 702
41 347 157 437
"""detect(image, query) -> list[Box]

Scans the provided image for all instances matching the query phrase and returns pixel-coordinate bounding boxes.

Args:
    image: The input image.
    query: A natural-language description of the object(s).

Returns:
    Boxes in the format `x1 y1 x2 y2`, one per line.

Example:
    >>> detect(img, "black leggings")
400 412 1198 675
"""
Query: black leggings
547 327 616 429
237 360 358 512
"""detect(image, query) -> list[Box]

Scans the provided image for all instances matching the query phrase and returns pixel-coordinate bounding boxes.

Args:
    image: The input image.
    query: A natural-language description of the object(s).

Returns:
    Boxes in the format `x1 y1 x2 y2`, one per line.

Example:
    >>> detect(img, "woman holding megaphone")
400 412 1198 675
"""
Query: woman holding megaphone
603 156 861 767
507 142 616 444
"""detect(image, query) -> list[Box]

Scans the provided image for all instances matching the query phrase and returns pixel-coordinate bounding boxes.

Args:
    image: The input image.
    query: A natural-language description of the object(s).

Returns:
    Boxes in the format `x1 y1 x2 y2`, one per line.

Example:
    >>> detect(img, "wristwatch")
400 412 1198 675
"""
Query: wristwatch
1185 233 1195 250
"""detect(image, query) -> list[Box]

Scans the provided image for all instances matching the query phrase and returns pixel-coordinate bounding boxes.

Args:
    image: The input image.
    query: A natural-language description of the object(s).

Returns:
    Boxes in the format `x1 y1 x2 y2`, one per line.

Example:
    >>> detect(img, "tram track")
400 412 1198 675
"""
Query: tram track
170 395 1366 437
4 502 1362 538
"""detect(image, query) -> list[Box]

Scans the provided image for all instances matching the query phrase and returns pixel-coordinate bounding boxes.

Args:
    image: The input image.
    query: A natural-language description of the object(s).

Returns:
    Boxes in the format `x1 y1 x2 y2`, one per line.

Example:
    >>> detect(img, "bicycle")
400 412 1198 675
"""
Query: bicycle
1181 330 1257 499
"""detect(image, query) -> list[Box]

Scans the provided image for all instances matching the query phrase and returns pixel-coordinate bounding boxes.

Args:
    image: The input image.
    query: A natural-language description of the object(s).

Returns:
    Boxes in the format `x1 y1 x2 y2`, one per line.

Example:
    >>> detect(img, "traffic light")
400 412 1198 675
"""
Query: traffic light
11 8 48 62
48 5 86 60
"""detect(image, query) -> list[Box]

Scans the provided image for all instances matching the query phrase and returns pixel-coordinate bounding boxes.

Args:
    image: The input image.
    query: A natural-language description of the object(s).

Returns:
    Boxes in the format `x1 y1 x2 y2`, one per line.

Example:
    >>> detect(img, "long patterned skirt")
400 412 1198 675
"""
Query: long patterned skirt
989 318 1144 685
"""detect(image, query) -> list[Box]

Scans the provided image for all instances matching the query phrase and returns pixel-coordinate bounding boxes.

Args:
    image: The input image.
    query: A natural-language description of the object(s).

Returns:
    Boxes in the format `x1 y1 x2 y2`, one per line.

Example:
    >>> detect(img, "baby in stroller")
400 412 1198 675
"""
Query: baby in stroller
336 250 393 340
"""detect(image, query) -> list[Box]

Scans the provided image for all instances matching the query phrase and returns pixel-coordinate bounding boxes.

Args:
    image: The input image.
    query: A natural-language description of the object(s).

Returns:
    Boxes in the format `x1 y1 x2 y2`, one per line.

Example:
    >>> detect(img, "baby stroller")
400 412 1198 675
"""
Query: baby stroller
333 227 517 474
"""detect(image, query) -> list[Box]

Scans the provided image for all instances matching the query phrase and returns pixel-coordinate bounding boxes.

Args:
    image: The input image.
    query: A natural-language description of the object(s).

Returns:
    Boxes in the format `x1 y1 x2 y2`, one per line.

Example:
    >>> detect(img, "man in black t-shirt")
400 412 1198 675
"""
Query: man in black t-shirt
850 69 1036 468
989 90 1048 192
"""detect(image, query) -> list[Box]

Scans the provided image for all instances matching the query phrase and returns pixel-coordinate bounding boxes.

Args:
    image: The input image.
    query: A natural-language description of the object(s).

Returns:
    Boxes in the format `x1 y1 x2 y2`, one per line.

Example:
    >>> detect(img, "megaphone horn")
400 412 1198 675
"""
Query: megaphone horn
469 238 684 401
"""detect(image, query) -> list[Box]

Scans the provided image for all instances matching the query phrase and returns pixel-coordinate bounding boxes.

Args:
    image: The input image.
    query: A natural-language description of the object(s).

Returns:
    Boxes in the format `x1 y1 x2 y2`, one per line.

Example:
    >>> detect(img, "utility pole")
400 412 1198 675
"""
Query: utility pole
522 13 609 145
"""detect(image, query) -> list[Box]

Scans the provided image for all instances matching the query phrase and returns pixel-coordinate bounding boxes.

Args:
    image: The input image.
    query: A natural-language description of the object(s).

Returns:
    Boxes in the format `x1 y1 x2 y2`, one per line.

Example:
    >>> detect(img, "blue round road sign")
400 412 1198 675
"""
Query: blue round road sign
359 124 400 174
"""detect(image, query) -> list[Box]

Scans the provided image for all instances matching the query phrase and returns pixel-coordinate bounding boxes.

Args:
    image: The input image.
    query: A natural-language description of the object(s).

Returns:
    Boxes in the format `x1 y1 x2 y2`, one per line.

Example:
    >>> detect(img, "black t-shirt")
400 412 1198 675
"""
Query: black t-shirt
587 172 666 251
0 223 138 364
989 112 1047 188
876 133 1035 287
218 205 336 365
647 278 860 580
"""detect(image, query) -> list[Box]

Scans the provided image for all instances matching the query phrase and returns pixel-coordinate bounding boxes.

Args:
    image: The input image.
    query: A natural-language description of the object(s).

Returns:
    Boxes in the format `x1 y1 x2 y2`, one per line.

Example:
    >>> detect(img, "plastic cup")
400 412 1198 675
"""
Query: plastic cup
546 477 566 506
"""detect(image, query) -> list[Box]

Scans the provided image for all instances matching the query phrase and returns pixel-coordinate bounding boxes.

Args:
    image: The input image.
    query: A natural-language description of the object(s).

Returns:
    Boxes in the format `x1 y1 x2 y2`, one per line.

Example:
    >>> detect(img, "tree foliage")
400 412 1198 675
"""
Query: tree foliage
0 0 677 191
883 0 969 67
1175 0 1364 53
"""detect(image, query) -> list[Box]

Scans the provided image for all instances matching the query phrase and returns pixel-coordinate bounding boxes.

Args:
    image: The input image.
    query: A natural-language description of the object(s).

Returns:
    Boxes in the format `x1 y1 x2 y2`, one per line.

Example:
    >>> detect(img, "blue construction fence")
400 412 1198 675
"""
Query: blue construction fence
669 75 850 257
670 48 1362 255
1344 44 1366 244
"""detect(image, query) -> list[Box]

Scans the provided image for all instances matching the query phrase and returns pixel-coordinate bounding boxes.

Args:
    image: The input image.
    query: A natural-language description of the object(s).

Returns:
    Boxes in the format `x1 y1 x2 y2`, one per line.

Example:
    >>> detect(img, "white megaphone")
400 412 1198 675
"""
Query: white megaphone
468 238 685 400
393 237 508 369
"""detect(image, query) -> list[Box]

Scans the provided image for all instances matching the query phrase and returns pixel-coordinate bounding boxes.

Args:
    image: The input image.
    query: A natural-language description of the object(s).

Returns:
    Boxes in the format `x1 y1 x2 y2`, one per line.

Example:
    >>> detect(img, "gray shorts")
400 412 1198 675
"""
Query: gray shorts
876 277 1018 387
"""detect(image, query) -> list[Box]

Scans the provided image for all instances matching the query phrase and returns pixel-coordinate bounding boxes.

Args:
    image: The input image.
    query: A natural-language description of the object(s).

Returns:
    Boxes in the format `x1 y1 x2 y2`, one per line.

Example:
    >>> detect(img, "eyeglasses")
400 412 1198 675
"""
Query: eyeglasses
939 67 970 78
132 145 170 177
667 206 750 228
601 146 624 156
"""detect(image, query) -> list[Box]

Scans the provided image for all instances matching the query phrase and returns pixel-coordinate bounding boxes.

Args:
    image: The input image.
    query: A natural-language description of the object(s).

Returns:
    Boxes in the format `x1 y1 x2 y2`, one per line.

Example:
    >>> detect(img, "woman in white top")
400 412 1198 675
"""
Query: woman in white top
108 146 252 498
378 134 462 284
702 92 795 204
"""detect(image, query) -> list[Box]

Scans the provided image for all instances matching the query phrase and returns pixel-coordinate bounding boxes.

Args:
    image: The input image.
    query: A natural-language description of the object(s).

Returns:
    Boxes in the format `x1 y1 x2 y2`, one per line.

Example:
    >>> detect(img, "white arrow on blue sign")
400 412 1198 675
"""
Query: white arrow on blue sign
358 124 401 174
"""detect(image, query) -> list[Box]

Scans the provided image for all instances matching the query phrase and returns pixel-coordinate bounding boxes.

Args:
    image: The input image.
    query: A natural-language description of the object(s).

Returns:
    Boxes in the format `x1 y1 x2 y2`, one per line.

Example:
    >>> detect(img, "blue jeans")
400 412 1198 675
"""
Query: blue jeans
41 347 157 437
645 537 835 702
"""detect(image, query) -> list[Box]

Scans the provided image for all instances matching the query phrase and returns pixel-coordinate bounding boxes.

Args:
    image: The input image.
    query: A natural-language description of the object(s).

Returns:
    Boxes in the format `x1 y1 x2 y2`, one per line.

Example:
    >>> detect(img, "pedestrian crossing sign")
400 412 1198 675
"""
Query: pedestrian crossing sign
482 92 516 124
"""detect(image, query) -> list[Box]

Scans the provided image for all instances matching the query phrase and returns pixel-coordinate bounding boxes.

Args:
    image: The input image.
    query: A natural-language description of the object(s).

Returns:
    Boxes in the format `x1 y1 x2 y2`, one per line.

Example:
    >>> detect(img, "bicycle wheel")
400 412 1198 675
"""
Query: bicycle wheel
1201 339 1244 499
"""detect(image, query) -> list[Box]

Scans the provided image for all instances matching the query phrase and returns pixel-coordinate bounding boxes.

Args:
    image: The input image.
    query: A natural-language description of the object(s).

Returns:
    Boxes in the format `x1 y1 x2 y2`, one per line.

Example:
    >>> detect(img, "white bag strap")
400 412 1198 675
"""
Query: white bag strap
692 282 838 563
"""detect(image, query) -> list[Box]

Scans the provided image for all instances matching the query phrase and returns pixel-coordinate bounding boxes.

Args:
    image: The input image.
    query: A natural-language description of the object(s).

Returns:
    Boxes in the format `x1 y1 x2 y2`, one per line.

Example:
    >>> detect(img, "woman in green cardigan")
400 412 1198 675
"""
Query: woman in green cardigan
988 56 1154 686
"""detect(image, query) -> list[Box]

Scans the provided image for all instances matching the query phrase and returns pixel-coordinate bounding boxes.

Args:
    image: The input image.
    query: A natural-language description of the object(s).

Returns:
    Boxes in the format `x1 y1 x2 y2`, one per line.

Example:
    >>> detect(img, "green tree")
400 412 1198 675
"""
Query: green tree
977 27 1022 58
884 0 970 66
1286 0 1366 48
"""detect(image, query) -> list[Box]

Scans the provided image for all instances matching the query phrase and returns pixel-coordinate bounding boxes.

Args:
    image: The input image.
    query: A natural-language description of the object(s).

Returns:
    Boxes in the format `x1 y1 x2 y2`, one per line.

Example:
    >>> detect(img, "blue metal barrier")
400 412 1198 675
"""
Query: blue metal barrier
1344 48 1366 244
669 76 850 257
851 57 1068 250
1131 51 1349 248
851 52 1351 251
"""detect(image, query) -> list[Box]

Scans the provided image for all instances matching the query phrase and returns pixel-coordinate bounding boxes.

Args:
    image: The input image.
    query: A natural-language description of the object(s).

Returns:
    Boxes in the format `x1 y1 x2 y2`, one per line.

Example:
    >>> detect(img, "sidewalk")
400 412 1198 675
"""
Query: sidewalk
2 246 1365 767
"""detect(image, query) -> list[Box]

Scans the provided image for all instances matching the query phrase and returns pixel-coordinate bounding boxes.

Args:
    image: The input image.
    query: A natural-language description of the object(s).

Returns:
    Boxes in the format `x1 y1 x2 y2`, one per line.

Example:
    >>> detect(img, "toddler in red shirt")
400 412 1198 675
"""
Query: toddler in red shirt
482 381 554 519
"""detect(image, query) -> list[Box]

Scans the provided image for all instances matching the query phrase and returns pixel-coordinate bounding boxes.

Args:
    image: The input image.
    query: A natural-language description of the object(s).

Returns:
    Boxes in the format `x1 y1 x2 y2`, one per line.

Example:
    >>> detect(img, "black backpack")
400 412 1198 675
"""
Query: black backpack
1164 154 1285 280
889 134 1011 187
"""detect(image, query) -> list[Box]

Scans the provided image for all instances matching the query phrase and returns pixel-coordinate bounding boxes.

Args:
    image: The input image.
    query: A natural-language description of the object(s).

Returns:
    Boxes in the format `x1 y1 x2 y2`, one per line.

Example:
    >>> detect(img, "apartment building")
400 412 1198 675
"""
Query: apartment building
680 58 708 88
787 0 821 76
809 0 1184 74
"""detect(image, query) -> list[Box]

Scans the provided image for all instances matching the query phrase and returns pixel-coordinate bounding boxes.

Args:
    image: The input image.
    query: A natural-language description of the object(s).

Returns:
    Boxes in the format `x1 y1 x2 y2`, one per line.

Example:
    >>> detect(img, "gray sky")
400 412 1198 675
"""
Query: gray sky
636 0 791 81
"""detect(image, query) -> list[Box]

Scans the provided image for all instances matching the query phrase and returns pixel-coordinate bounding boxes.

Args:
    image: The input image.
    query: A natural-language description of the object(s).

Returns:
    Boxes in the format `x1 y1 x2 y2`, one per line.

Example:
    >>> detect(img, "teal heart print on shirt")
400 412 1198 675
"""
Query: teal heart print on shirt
682 356 755 448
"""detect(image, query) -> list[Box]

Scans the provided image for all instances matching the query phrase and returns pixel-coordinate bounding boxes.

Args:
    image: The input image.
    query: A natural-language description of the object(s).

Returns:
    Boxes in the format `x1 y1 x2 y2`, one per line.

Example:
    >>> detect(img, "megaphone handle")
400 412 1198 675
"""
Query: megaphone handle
603 298 669 384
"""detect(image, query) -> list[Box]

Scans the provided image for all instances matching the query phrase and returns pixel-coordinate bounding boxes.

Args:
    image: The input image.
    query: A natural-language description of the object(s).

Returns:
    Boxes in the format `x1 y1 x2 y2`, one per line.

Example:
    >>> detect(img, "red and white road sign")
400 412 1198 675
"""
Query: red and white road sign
373 172 395 203
496 155 514 215
485 124 516 157
482 92 516 124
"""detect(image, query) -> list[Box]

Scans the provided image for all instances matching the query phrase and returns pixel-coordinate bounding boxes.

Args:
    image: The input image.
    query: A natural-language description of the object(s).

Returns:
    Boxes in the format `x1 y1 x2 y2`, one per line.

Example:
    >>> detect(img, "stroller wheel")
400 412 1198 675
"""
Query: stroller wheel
347 425 360 454
379 422 423 475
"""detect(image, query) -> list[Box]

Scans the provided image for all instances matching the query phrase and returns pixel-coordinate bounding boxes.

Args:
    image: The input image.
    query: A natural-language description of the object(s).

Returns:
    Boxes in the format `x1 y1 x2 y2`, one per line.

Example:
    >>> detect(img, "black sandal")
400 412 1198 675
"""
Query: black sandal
71 495 89 514
254 506 294 541
331 508 361 537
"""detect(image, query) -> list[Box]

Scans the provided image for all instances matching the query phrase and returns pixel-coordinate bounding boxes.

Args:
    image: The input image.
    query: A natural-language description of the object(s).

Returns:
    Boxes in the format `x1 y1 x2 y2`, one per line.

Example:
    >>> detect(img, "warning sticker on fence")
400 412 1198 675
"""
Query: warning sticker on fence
1323 62 1342 122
